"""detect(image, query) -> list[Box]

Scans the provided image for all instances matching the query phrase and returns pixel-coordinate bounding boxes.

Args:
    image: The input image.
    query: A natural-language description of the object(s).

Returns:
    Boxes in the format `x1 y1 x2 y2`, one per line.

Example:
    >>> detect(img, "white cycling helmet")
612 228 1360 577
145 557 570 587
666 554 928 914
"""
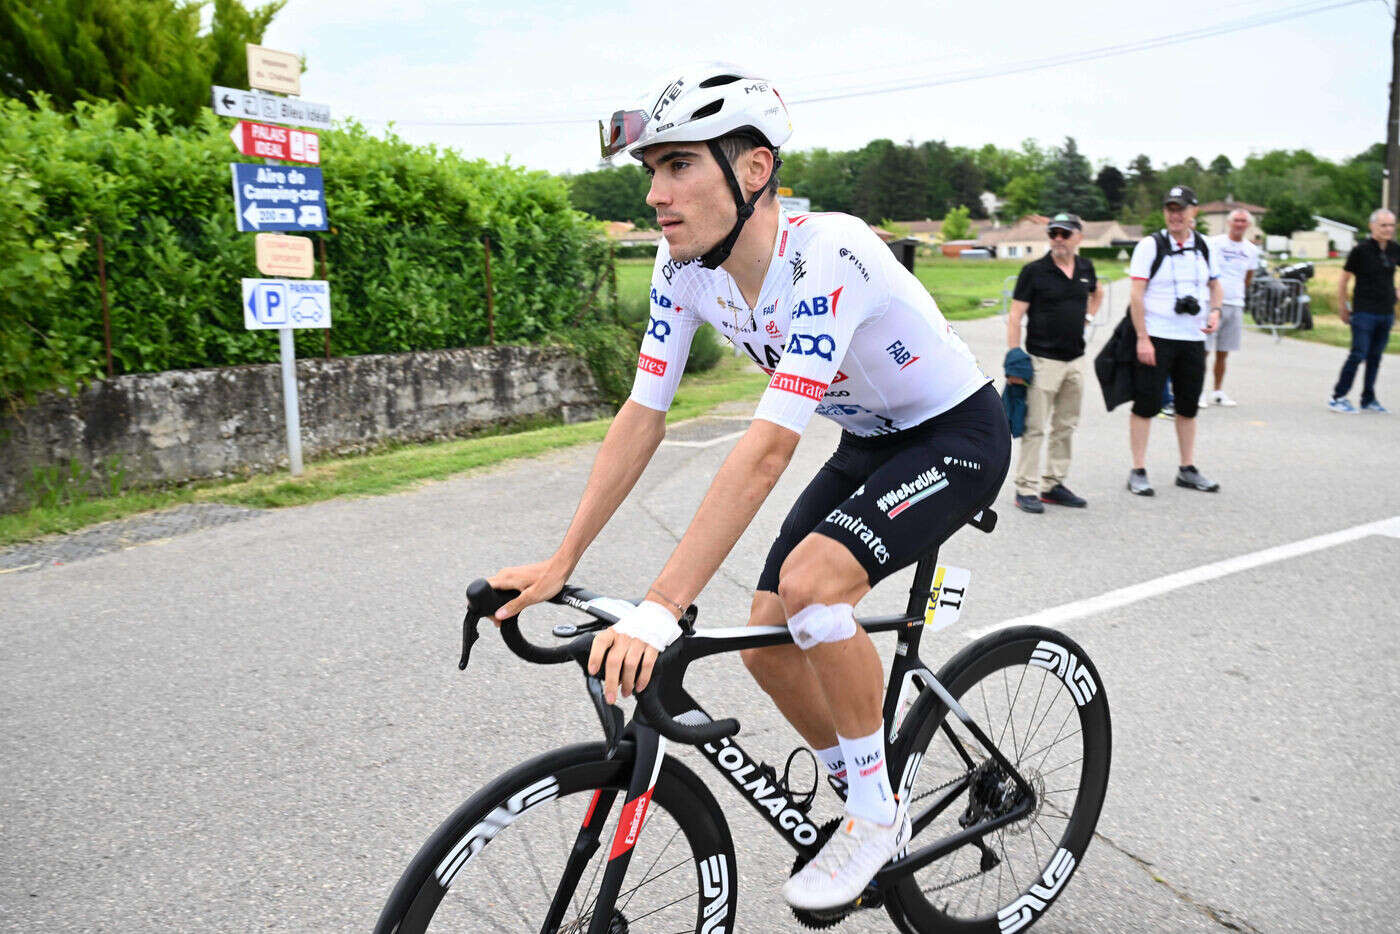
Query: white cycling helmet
600 63 793 268
599 62 792 161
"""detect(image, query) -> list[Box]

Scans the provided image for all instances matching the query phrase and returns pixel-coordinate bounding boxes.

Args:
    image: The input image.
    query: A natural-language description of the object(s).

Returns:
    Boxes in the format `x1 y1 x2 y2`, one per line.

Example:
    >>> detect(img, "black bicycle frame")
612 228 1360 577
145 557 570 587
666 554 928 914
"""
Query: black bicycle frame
565 513 1037 932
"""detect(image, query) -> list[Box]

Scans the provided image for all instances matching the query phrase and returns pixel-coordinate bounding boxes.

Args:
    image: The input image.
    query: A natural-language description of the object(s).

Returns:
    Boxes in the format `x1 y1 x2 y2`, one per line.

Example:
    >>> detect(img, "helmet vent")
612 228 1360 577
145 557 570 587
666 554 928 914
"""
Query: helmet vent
690 99 724 119
698 74 741 88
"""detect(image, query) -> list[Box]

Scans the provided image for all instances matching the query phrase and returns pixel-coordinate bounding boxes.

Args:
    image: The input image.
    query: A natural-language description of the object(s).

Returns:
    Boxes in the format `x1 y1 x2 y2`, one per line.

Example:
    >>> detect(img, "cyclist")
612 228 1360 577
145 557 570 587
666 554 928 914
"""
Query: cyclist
488 63 1010 912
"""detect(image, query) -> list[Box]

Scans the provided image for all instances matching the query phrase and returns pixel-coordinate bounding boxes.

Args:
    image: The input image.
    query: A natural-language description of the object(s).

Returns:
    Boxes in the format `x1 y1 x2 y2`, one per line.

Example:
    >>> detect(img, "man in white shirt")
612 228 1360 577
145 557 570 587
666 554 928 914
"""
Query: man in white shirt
1202 209 1259 407
1124 185 1224 495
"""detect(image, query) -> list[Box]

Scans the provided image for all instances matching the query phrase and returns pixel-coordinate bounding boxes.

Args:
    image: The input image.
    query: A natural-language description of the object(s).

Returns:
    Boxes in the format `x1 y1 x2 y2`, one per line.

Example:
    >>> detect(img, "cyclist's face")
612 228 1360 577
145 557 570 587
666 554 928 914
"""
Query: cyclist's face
643 144 736 262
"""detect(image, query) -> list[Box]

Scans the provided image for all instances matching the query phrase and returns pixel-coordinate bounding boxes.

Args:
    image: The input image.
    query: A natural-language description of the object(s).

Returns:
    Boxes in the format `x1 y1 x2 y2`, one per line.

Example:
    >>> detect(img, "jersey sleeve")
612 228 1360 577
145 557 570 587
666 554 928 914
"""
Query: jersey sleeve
1128 237 1156 280
752 230 885 435
627 250 702 413
1084 258 1098 292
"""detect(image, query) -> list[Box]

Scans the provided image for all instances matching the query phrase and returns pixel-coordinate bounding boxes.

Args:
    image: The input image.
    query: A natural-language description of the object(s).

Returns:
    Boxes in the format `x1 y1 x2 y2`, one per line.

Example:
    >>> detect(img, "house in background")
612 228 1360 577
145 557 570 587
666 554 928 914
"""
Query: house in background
975 218 1134 259
1196 198 1268 240
603 221 662 247
896 218 999 246
1289 230 1331 259
1311 216 1357 254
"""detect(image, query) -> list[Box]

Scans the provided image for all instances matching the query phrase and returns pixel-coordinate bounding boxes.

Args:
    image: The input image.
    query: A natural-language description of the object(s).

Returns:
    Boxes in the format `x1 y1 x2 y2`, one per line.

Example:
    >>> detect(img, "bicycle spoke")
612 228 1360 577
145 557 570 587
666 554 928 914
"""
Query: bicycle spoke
1036 756 1084 780
1005 661 1029 759
1020 727 1082 767
617 824 682 915
1016 669 1052 764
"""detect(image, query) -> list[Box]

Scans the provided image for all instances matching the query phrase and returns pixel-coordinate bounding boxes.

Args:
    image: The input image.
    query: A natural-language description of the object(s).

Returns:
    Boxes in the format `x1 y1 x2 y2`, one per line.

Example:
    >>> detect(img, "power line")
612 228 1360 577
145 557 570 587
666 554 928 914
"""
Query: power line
370 0 1368 128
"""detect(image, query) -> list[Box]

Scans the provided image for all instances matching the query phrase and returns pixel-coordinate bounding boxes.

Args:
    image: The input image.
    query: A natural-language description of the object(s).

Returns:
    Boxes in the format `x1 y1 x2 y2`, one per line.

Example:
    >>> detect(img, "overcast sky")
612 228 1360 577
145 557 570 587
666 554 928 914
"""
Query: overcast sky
261 0 1394 181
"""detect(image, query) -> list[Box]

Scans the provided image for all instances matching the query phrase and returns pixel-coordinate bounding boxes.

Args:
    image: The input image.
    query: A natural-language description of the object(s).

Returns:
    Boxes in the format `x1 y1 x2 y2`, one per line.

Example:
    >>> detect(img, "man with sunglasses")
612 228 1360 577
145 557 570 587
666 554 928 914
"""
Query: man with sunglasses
487 63 1009 912
1006 212 1103 513
1125 185 1223 496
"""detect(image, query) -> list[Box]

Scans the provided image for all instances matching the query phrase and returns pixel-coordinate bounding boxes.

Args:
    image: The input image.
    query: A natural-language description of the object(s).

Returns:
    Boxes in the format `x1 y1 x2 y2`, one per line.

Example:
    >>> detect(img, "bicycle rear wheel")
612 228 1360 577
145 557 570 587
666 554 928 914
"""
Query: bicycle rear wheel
375 741 738 933
885 625 1111 933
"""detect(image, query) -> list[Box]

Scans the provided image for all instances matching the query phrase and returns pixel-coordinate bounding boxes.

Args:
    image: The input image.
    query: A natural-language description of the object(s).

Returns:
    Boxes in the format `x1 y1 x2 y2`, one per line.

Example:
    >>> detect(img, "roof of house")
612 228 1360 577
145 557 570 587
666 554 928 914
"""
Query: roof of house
1313 215 1358 231
1197 199 1268 214
893 218 997 236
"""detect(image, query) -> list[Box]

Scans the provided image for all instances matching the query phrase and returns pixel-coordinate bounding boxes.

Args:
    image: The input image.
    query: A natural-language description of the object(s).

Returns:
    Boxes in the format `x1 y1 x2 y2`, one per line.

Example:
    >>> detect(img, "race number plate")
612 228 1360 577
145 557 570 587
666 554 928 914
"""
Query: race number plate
922 565 971 631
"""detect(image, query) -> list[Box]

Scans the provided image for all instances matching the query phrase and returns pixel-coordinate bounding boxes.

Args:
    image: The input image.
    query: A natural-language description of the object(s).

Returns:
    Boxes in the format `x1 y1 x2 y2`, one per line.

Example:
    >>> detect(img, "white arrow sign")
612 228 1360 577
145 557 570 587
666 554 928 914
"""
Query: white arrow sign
211 85 331 130
242 203 297 229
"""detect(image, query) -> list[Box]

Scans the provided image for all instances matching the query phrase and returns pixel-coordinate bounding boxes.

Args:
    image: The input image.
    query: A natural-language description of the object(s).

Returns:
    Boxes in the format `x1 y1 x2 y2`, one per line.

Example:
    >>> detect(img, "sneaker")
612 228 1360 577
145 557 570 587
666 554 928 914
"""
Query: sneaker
1212 390 1238 407
1361 400 1389 413
1015 493 1045 514
1175 465 1220 492
1040 484 1087 508
1197 393 1210 409
1127 469 1154 496
1328 397 1358 414
1158 403 1176 418
782 804 911 912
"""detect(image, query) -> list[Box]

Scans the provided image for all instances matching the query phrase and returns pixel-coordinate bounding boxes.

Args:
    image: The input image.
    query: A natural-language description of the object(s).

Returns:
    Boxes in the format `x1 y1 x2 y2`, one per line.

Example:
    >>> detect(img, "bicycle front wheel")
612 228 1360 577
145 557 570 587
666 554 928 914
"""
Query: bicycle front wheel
886 625 1111 933
375 741 738 934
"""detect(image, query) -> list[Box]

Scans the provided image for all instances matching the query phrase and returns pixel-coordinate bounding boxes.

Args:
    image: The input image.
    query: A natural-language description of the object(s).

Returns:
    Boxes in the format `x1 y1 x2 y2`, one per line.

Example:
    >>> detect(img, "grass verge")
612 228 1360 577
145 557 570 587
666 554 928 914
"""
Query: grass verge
0 355 769 548
1293 261 1399 354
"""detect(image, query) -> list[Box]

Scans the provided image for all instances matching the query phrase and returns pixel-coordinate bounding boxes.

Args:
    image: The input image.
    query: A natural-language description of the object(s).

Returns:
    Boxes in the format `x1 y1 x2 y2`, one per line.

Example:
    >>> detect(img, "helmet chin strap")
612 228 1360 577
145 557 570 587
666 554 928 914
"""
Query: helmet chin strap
699 139 781 270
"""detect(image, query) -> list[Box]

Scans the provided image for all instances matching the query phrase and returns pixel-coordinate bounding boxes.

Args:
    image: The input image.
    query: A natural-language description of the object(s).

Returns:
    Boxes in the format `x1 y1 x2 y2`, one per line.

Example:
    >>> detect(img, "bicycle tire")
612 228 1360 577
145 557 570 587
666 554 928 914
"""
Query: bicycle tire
375 741 739 934
884 625 1111 934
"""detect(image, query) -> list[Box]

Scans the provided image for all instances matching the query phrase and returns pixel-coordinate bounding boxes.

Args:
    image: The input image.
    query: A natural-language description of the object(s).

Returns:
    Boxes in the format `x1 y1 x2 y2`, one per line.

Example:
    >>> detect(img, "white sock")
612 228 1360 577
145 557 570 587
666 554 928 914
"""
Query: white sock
815 744 846 786
838 728 897 825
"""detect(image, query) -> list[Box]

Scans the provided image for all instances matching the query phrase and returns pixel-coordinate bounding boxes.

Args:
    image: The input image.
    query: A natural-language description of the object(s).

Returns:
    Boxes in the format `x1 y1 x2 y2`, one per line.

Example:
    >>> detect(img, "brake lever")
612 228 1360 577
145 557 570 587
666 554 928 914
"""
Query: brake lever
585 674 625 758
459 609 481 670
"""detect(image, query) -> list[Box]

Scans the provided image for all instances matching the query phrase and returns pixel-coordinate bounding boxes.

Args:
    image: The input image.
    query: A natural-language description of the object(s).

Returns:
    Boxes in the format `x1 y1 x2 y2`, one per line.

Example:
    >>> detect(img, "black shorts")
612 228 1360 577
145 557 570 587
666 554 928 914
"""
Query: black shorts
757 383 1011 592
1132 337 1206 419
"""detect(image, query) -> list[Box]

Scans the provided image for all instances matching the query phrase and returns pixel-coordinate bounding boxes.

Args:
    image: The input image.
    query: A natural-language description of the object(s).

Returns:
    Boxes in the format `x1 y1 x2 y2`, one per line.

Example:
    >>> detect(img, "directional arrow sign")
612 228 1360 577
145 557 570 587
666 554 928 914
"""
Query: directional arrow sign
211 85 331 130
230 163 327 232
229 120 320 164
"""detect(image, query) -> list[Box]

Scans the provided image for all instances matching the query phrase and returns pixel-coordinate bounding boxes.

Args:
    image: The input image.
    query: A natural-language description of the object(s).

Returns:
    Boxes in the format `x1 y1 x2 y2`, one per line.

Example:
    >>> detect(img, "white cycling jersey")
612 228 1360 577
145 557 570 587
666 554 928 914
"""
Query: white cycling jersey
630 210 990 437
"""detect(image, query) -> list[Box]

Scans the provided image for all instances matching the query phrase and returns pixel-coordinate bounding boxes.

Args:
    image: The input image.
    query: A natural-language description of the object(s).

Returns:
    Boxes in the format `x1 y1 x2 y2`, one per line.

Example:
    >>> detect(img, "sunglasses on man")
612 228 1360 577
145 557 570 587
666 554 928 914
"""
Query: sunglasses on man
1047 228 1074 240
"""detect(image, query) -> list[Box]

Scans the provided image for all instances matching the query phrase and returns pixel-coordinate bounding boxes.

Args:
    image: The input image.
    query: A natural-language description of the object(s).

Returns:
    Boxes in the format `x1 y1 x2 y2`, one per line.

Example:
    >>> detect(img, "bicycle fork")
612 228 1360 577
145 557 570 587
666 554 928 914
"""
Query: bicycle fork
542 728 668 934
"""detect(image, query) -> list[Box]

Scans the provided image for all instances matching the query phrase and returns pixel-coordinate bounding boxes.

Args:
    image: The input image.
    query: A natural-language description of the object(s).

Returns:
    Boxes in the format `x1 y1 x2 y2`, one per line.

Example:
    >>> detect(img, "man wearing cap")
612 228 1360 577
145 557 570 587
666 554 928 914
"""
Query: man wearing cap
1124 186 1223 495
1202 208 1260 407
1006 212 1104 512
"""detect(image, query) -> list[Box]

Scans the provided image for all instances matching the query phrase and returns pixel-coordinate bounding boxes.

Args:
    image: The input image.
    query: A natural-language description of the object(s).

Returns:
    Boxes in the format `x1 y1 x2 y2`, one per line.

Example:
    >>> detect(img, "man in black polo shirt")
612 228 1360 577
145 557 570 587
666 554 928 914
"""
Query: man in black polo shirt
1006 212 1104 512
1329 209 1398 413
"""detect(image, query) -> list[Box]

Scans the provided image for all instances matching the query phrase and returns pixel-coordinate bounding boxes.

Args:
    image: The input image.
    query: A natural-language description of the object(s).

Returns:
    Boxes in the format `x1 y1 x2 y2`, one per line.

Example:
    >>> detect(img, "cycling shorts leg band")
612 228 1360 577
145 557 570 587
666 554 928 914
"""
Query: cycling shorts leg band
787 602 856 650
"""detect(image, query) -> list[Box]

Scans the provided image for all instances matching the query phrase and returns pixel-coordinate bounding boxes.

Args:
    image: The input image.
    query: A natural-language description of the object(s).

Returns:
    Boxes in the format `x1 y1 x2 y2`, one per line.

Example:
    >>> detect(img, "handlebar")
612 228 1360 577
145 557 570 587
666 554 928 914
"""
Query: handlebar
459 578 739 746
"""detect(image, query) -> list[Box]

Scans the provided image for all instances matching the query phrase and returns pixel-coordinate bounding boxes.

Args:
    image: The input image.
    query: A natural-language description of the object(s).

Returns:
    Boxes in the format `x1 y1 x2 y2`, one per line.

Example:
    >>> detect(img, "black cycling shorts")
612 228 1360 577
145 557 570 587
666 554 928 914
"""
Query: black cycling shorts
757 382 1011 592
1131 337 1206 419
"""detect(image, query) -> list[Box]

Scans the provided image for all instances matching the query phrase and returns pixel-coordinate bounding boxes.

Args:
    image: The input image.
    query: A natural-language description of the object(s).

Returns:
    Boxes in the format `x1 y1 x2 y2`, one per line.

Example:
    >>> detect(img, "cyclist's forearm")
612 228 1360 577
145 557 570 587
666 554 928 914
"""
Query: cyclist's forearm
1006 301 1027 349
650 421 797 607
555 400 665 570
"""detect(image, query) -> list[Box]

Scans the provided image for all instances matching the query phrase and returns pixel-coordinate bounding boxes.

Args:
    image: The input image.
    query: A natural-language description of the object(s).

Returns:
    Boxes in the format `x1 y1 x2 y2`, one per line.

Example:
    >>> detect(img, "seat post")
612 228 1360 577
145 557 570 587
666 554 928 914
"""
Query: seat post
904 548 939 618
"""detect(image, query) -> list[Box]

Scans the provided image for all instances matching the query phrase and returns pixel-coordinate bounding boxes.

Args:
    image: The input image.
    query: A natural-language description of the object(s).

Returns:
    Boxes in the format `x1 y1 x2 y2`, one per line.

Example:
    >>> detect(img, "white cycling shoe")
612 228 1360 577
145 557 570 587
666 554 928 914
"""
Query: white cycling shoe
781 802 911 911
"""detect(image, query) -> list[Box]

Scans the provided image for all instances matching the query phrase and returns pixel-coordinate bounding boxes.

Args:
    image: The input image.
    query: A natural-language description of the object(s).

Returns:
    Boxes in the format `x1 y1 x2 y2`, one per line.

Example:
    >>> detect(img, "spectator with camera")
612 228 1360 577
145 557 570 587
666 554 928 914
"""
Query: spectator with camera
1006 212 1104 513
1328 208 1397 414
1124 186 1223 495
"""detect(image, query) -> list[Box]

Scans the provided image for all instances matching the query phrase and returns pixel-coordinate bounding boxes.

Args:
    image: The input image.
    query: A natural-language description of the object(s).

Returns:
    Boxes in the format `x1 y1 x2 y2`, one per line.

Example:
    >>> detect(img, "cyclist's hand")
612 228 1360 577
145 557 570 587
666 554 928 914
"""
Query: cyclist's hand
488 559 568 623
1135 336 1156 367
588 601 680 703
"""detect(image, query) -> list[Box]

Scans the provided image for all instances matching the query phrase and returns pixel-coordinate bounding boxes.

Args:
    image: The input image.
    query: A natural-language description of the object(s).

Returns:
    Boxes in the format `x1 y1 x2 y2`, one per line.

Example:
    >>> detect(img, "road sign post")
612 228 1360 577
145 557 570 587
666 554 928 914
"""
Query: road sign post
242 279 332 477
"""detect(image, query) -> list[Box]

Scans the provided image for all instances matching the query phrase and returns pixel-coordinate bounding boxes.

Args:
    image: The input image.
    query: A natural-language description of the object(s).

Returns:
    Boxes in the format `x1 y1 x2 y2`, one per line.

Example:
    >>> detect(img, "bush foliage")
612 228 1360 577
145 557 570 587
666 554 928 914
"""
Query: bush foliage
0 98 615 409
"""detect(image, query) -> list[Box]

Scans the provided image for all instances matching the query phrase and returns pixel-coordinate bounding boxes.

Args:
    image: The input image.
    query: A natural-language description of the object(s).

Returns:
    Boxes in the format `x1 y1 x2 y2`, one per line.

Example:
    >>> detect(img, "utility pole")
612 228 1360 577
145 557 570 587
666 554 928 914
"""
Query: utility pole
1389 0 1400 214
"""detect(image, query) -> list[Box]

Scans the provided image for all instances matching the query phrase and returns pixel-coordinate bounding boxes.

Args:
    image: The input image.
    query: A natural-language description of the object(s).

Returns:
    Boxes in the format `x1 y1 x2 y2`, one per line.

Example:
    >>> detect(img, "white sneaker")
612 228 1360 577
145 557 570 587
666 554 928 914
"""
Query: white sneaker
1212 390 1237 407
781 803 911 911
1197 393 1210 409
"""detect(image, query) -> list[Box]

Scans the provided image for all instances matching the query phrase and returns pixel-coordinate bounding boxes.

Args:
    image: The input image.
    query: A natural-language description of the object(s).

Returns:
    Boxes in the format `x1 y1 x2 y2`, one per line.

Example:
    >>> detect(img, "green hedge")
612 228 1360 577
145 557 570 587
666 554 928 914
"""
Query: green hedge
0 98 616 408
1079 245 1131 260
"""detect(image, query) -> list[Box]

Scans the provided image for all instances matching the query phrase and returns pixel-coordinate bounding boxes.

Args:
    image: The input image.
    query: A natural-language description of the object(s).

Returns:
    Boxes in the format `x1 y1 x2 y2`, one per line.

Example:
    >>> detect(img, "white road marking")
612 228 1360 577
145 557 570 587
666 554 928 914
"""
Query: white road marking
964 515 1400 639
661 430 749 449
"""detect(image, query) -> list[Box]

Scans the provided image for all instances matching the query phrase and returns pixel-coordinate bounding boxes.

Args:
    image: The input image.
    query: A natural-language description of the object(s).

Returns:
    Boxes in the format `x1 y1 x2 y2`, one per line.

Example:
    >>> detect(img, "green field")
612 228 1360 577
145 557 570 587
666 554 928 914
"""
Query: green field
1297 261 1399 355
616 255 1127 322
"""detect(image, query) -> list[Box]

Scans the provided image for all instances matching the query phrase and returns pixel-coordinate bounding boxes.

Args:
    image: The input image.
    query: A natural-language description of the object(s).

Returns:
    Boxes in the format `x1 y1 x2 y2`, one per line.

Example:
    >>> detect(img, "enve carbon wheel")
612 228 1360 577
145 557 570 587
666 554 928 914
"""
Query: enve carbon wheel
375 741 738 934
885 625 1111 934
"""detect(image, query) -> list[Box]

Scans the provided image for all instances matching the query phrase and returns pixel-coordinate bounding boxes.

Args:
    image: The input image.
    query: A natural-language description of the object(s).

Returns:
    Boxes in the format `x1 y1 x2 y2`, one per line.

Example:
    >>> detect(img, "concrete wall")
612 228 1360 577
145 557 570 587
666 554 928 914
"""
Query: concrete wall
0 345 610 513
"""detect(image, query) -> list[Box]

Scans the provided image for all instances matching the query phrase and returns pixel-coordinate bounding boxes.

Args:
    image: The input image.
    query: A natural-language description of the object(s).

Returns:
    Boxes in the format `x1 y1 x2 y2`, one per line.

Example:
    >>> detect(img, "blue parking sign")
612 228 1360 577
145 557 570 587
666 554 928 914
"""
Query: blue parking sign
242 278 332 330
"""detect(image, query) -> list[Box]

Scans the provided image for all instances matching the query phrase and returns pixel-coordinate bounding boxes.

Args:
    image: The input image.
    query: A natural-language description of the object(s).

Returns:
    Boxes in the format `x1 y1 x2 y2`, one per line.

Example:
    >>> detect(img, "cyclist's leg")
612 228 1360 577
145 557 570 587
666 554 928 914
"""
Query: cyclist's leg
743 442 868 750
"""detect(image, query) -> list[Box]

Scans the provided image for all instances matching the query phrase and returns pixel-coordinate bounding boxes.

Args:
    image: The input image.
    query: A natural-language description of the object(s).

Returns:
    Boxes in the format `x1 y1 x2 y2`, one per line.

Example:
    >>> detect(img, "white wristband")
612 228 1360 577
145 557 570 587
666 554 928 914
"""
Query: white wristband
614 600 682 651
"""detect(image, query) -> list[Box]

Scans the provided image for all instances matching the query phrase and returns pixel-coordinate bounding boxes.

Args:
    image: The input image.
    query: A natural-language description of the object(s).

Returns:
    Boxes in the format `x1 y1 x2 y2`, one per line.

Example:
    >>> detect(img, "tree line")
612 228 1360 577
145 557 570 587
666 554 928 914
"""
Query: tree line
568 136 1386 237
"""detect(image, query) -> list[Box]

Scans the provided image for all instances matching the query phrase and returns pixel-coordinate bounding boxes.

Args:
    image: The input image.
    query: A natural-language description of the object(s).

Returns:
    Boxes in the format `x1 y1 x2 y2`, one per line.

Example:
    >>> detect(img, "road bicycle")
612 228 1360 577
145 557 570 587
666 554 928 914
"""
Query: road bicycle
375 507 1111 933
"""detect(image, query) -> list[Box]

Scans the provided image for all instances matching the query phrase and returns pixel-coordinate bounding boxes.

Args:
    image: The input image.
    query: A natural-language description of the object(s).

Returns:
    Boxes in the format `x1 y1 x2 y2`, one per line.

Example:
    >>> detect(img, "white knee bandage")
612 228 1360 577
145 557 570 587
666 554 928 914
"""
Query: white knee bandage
786 603 857 650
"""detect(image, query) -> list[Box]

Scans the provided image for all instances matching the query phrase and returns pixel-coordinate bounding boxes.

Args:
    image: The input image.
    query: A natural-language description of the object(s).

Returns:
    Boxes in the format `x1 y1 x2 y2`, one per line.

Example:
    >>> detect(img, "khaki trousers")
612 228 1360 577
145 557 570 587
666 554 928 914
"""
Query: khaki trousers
1015 354 1084 496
